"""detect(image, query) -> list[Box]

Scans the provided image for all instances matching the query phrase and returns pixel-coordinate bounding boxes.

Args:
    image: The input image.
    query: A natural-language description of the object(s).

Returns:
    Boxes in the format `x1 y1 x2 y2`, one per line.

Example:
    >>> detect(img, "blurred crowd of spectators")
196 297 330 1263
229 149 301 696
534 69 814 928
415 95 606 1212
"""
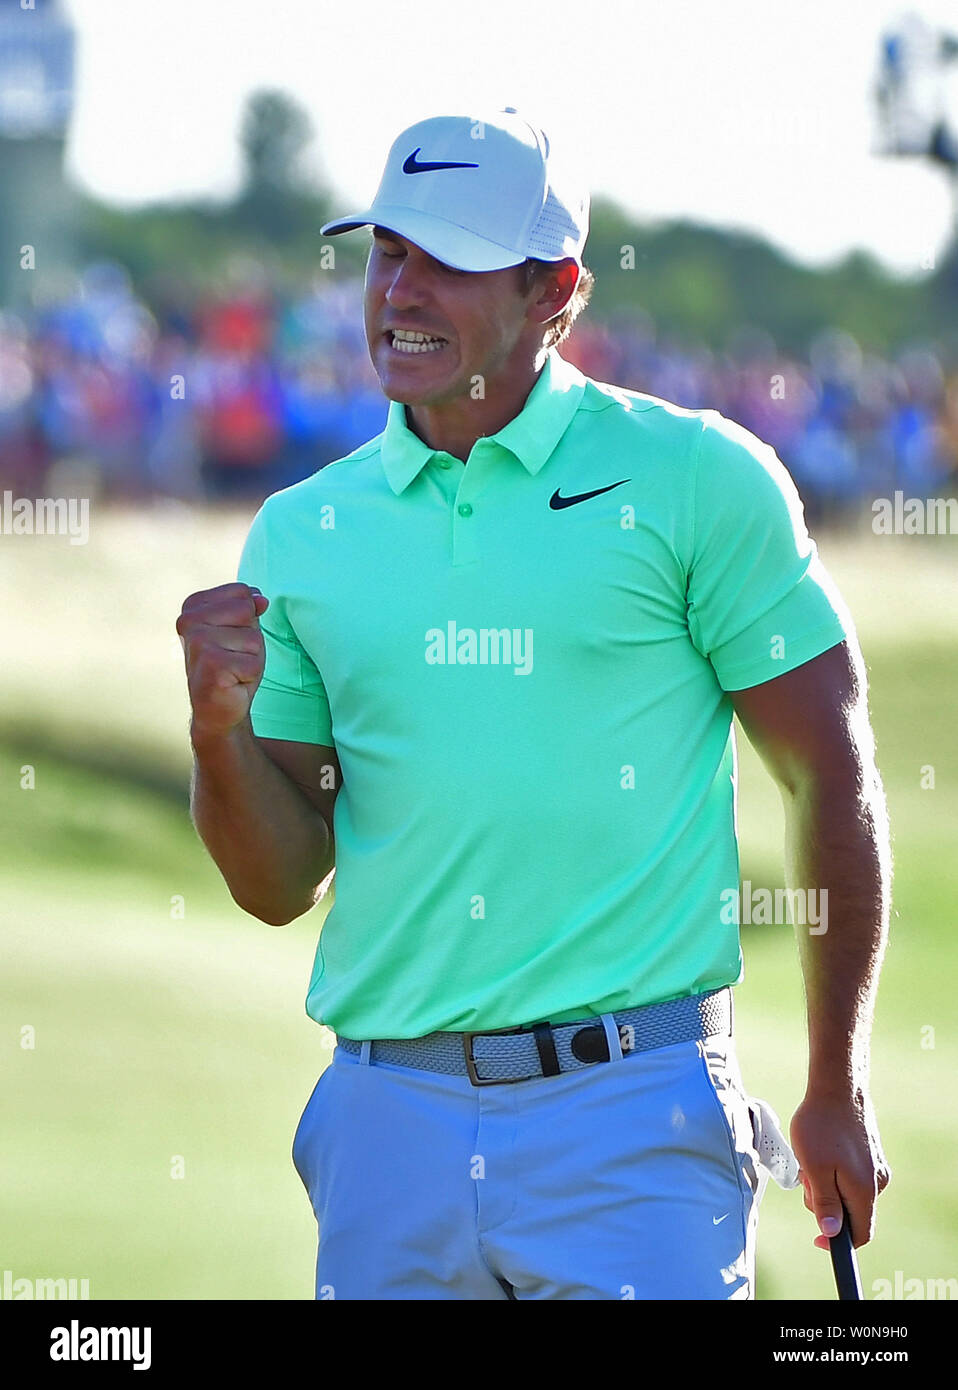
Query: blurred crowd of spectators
1 258 957 522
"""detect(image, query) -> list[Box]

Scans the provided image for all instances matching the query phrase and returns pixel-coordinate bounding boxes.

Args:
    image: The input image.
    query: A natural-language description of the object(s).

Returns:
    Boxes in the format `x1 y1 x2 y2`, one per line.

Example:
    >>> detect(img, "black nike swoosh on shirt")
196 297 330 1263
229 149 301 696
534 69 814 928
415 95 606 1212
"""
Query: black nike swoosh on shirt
549 479 631 509
402 148 480 174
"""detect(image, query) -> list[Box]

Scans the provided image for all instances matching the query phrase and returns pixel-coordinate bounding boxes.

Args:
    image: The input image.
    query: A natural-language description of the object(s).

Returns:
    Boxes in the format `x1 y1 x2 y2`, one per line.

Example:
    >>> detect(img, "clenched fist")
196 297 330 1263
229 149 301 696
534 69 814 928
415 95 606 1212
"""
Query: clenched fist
177 582 270 739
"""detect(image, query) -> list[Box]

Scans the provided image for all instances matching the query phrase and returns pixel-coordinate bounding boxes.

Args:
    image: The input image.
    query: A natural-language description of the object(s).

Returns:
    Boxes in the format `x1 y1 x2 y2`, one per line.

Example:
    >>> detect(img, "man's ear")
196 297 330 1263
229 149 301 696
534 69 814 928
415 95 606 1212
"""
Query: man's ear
533 260 578 324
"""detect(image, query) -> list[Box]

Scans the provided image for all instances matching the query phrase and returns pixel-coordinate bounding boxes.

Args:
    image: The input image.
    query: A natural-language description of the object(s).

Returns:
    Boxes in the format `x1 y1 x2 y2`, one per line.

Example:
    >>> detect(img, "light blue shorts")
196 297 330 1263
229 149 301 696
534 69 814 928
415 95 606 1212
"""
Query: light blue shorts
292 1015 762 1300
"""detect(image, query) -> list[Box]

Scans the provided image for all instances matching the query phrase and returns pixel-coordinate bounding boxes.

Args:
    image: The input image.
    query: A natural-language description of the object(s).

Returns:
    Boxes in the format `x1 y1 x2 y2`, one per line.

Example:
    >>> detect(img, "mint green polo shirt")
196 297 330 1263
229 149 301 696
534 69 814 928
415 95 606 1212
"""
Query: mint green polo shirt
236 347 850 1039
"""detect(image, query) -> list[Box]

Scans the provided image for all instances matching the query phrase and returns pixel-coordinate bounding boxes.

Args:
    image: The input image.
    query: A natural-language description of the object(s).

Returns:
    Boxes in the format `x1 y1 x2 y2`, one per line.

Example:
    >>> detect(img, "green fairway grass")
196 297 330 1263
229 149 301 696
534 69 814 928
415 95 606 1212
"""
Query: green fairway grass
1 506 955 1299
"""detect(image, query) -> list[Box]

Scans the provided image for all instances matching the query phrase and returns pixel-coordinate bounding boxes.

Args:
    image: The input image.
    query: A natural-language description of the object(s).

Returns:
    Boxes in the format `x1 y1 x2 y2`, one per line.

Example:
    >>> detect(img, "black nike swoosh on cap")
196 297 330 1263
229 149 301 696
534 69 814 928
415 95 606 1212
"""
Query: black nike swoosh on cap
549 480 631 509
402 148 480 174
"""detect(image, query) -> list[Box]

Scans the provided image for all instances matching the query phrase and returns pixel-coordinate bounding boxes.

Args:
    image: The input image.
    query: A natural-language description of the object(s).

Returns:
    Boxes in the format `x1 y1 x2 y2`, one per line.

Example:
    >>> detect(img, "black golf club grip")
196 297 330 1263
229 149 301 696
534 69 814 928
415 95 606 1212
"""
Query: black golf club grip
829 1201 863 1299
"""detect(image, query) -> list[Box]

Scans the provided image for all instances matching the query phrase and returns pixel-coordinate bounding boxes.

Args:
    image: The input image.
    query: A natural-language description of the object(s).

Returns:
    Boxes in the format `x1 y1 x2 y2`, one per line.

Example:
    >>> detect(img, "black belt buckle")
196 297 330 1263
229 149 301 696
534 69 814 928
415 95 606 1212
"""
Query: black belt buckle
463 1021 563 1087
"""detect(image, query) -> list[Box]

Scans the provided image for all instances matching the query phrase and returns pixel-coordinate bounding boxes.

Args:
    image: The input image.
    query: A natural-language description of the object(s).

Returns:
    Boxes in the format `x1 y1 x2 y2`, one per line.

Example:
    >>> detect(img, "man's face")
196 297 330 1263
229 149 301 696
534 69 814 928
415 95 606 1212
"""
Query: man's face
363 227 538 406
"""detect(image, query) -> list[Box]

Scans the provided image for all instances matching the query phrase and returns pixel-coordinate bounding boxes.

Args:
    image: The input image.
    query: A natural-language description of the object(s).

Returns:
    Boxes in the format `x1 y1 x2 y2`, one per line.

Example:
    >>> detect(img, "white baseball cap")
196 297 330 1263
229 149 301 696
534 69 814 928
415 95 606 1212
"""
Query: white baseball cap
320 108 589 276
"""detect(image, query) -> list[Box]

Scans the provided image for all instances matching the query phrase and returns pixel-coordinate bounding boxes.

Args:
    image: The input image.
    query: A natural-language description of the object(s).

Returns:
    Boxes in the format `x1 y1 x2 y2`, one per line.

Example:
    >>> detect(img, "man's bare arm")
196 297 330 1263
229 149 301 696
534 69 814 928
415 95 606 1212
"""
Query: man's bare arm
730 638 892 1248
177 582 339 925
190 722 338 925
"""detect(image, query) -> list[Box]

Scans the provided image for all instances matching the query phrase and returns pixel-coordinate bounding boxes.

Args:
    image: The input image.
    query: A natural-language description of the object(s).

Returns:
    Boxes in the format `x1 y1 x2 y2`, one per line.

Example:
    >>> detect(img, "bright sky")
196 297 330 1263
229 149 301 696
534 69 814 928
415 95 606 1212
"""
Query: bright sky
60 0 958 278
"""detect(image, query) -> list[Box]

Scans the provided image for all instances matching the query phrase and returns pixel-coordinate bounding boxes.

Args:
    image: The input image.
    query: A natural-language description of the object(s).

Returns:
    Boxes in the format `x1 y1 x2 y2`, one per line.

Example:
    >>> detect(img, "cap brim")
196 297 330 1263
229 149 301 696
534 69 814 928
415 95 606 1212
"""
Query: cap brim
320 205 528 273
320 211 377 236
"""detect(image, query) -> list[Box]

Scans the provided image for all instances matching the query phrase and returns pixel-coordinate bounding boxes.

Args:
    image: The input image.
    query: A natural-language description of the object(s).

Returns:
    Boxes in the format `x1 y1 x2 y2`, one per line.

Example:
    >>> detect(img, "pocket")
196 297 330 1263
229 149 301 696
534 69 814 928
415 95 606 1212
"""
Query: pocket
291 1065 333 1186
696 1041 762 1210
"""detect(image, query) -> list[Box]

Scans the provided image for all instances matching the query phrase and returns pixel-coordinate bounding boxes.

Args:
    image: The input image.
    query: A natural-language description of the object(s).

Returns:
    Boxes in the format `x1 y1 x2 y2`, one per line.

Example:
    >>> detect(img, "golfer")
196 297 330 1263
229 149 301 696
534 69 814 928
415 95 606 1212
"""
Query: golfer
177 109 891 1300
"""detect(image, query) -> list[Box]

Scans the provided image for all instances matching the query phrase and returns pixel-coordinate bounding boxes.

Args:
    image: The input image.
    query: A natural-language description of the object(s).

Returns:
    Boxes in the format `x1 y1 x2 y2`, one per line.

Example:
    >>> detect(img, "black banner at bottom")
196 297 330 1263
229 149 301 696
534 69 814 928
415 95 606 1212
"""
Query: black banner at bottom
0 1297 947 1375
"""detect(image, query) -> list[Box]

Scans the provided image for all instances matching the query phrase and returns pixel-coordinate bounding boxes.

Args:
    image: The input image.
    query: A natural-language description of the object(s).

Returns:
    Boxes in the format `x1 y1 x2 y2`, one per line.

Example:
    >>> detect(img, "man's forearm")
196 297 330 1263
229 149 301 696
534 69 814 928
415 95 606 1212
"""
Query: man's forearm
783 767 892 1094
190 718 333 925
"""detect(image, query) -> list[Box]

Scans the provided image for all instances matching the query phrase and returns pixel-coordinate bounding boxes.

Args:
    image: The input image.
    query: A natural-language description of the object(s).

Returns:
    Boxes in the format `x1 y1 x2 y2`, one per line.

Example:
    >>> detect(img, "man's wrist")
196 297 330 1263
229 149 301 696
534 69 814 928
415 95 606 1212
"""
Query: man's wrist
189 715 255 761
806 1052 870 1101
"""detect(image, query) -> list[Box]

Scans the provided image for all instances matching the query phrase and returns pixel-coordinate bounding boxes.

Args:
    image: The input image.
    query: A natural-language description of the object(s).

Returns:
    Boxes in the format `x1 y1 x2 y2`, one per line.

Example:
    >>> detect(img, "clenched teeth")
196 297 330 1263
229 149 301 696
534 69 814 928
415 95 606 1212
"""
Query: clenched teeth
391 328 447 353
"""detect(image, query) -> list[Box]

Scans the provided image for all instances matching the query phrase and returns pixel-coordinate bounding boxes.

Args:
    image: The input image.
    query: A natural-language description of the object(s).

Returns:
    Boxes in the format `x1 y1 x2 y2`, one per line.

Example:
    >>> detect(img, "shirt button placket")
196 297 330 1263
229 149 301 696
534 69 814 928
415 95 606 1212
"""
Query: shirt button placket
453 490 478 566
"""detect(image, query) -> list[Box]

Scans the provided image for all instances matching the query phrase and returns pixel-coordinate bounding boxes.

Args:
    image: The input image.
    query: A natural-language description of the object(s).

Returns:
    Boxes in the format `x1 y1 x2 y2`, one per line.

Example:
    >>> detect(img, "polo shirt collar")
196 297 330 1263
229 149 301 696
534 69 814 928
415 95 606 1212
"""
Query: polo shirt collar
380 347 587 495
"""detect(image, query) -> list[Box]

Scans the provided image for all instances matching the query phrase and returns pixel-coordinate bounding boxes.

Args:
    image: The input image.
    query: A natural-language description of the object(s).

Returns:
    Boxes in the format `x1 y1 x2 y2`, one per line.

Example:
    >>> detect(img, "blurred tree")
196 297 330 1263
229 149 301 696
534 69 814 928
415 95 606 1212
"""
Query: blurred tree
234 89 323 241
585 198 931 358
240 90 313 196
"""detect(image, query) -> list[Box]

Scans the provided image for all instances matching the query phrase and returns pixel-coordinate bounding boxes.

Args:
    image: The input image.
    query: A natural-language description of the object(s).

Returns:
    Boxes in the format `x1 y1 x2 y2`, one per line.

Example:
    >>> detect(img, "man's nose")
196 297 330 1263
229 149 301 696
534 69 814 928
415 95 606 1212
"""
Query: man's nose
386 259 428 306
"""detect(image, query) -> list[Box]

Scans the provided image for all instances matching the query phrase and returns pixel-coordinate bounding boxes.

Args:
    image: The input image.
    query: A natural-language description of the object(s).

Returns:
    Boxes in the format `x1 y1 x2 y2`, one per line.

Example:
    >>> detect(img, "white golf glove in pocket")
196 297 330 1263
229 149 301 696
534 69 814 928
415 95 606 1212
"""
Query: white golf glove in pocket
747 1095 801 1202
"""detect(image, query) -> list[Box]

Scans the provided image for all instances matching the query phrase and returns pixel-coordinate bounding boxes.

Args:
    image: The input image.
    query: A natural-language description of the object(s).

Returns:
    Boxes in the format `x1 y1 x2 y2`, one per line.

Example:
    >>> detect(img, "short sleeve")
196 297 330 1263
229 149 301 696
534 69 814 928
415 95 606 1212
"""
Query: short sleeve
686 411 852 691
237 503 335 745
